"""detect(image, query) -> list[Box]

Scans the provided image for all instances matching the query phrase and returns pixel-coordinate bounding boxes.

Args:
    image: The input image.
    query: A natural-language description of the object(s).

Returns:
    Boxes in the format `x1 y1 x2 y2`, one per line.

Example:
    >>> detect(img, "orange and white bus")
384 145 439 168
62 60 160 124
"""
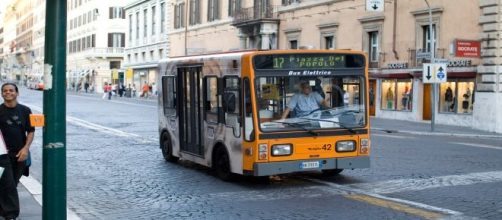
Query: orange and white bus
158 50 370 180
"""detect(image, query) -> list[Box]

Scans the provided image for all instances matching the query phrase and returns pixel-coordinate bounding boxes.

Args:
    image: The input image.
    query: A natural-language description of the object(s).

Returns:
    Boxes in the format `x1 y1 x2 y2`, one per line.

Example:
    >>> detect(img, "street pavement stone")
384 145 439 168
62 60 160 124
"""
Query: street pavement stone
387 182 502 220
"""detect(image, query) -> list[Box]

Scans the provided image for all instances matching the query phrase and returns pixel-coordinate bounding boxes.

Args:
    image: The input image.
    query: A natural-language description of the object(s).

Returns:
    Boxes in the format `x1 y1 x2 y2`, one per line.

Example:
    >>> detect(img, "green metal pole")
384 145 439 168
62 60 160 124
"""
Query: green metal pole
43 0 67 219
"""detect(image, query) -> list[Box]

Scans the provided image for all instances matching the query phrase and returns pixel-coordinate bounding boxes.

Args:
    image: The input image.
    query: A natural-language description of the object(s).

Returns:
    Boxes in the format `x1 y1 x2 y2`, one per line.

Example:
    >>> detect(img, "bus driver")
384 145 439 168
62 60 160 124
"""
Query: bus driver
281 81 330 119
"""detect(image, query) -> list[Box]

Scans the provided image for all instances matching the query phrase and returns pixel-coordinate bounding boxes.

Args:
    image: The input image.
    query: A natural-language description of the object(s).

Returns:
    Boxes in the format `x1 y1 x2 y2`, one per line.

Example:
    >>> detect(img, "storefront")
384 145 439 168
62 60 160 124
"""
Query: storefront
373 59 478 127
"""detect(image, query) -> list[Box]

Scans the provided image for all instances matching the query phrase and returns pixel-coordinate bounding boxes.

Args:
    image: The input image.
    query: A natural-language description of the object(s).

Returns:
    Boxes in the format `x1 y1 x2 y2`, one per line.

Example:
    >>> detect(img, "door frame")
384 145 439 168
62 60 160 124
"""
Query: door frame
177 66 204 156
422 84 432 120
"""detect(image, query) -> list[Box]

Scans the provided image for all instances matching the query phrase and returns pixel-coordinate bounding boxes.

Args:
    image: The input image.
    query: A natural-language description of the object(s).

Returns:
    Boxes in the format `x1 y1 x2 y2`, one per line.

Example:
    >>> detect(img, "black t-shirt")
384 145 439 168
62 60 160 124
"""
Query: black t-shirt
0 103 35 154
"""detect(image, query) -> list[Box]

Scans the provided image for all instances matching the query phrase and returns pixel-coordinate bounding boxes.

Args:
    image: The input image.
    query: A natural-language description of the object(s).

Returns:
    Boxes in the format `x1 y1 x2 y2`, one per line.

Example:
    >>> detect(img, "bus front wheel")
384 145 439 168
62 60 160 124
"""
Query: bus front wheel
321 169 344 176
161 132 179 163
214 147 236 181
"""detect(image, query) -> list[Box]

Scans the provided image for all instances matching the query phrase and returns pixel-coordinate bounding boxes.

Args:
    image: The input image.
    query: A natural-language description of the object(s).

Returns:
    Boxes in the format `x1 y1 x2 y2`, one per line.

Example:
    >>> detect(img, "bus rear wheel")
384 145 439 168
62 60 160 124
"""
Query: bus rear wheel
214 147 236 181
161 132 179 163
321 169 344 176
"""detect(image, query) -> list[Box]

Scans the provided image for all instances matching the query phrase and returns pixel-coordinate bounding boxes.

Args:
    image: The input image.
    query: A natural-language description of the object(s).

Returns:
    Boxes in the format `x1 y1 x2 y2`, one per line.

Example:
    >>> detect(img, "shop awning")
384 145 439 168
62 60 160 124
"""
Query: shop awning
412 71 477 78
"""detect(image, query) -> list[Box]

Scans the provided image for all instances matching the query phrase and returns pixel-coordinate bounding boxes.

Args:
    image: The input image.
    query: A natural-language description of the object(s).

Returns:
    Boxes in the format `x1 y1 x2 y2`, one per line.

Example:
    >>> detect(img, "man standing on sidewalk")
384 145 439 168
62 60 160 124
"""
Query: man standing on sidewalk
0 83 35 220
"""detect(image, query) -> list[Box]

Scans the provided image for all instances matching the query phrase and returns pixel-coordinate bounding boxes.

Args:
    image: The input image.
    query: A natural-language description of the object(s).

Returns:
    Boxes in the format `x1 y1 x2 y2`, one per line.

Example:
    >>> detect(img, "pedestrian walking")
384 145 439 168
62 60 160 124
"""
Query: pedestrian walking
102 82 109 99
84 82 89 93
0 83 35 220
141 82 149 99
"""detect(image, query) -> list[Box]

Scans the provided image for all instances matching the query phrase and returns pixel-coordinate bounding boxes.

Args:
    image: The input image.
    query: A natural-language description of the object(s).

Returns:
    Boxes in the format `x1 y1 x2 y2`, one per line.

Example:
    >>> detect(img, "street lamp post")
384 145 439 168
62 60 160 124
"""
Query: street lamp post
425 0 436 131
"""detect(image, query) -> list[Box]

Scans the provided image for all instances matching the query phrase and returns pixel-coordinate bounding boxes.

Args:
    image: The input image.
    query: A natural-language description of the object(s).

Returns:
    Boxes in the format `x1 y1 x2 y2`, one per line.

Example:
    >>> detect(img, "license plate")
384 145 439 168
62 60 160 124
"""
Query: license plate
300 161 320 169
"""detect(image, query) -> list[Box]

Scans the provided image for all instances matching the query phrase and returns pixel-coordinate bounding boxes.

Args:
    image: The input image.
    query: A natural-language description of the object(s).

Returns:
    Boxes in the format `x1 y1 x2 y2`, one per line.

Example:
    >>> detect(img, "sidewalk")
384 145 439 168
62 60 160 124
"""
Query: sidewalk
371 117 502 138
17 184 41 220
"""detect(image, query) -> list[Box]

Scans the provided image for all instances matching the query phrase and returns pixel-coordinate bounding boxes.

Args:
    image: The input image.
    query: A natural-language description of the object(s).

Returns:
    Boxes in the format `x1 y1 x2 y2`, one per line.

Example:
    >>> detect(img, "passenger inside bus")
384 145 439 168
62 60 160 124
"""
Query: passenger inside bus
281 81 330 119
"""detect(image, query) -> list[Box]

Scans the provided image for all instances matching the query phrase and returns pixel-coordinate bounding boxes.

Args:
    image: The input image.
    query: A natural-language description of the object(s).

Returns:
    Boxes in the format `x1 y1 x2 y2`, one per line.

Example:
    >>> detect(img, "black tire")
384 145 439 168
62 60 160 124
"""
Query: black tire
321 169 344 176
214 147 236 181
161 132 179 163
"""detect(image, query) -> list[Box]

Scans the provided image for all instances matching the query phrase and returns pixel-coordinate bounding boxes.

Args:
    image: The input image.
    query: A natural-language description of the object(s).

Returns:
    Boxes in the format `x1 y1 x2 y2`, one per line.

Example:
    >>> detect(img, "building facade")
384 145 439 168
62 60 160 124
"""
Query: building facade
66 0 129 93
166 0 501 133
124 0 169 95
0 0 36 84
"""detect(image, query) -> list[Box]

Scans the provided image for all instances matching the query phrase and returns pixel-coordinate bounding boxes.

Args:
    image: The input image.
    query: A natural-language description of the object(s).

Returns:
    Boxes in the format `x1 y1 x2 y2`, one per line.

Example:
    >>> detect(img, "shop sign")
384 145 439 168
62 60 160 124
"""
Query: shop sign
387 62 408 69
455 40 480 58
448 59 472 67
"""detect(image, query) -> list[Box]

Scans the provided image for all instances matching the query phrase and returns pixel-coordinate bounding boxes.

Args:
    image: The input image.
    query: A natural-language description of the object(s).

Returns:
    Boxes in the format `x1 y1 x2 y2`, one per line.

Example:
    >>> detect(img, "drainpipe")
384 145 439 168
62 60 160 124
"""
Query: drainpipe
392 0 399 60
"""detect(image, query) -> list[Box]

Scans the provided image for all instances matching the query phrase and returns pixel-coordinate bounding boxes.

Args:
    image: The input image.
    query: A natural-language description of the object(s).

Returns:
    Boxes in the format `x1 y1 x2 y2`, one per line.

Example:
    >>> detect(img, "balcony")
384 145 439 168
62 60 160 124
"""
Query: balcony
232 5 280 26
83 47 125 59
408 48 446 68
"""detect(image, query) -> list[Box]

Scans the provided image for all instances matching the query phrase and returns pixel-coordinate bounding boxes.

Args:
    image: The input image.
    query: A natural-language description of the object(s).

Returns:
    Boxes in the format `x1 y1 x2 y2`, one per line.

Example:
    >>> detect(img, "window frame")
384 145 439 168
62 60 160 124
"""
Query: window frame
438 78 475 115
380 78 413 112
204 76 219 124
162 76 177 116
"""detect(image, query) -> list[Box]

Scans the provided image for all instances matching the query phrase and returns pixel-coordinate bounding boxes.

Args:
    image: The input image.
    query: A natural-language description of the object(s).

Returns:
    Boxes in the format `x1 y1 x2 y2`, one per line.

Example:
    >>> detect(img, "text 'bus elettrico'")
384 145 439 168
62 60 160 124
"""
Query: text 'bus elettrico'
158 49 370 181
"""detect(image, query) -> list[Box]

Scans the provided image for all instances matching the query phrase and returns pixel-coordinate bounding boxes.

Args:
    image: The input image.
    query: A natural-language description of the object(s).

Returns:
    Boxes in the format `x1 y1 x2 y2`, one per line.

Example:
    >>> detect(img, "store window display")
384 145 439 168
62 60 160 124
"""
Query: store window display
381 79 412 111
396 80 412 111
439 79 474 114
381 79 394 110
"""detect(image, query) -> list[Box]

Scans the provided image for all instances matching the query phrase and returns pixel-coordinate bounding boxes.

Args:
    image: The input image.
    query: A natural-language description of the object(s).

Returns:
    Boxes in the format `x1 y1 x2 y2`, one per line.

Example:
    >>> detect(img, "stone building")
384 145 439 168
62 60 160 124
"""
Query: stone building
166 0 501 133
124 0 169 96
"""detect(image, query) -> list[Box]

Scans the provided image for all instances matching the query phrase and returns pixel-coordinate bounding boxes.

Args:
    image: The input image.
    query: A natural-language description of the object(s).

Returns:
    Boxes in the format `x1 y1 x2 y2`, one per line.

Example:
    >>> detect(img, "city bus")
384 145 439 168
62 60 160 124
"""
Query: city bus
157 50 370 180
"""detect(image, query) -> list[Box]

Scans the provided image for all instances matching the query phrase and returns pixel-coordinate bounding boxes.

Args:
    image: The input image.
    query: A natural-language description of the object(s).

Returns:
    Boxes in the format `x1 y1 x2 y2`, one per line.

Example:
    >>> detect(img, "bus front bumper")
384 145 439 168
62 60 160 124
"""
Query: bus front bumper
251 157 370 176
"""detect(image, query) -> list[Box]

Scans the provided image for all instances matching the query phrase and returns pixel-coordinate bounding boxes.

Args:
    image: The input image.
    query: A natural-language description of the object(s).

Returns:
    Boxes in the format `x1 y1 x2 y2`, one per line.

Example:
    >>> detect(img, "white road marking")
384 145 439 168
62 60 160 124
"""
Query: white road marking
451 142 502 150
349 170 502 194
306 178 465 217
20 176 81 220
371 133 411 139
67 94 157 108
21 104 156 219
26 104 156 143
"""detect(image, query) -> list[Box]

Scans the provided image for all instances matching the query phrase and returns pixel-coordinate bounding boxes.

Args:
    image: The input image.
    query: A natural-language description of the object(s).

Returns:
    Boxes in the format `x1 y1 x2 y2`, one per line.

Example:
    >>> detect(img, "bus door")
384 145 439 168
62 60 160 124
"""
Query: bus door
177 66 204 156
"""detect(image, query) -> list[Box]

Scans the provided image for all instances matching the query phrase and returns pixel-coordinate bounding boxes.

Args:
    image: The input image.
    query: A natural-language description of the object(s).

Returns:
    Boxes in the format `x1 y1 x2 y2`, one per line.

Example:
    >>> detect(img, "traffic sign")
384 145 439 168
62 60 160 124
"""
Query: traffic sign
366 0 384 12
423 63 447 83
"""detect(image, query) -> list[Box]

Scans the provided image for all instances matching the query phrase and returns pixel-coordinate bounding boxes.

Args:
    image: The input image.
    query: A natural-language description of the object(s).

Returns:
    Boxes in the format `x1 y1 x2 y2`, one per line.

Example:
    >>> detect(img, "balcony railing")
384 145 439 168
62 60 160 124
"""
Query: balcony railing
233 5 280 24
83 47 125 58
408 48 446 68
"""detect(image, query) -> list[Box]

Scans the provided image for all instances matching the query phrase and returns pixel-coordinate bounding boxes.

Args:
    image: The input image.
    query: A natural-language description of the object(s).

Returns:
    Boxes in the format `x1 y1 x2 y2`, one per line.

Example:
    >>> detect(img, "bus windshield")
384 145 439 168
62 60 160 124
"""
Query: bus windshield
255 75 366 132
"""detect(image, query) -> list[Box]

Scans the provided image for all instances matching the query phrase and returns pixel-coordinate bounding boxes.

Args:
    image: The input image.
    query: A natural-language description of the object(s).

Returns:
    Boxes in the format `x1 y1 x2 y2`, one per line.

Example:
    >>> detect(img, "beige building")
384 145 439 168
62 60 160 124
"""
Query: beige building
167 0 502 133
0 0 36 84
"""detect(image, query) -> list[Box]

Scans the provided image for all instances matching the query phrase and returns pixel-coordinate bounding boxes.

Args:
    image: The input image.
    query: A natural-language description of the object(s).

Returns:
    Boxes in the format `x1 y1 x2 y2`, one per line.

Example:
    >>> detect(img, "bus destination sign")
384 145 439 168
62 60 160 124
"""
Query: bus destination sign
253 53 365 70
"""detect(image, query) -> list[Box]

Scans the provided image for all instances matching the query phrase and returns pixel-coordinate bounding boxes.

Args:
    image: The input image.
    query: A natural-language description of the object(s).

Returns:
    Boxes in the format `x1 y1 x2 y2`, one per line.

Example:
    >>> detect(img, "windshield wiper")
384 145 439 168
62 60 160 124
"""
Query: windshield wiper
299 117 357 134
272 120 320 136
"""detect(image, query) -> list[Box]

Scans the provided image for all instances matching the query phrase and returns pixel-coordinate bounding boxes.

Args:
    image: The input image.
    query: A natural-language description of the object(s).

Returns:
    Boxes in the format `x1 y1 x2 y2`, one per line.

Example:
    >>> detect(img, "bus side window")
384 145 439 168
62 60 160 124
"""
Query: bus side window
204 76 218 123
223 77 241 137
162 76 176 115
243 78 254 141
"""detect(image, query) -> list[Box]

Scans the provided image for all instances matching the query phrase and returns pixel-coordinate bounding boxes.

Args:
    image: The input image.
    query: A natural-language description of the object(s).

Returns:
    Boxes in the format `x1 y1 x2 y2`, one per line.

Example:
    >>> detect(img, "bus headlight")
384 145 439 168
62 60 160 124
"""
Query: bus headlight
271 144 292 156
336 141 356 152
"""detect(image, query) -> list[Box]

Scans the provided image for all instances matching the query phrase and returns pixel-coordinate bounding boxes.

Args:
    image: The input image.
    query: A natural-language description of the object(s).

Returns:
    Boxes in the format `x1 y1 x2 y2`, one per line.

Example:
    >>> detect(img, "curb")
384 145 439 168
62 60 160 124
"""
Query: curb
371 128 502 139
20 176 82 220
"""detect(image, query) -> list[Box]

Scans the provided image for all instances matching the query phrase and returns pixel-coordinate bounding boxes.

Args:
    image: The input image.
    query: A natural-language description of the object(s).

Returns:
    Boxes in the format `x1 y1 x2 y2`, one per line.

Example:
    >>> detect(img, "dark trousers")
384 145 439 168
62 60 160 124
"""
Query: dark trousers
0 154 20 219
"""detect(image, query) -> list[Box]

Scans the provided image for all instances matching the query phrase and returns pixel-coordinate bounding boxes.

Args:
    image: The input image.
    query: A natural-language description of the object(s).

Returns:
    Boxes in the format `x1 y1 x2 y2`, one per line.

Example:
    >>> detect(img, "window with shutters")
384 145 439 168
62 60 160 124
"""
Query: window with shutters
207 0 219 22
174 3 185 29
108 33 125 47
109 7 125 19
189 0 201 25
143 9 148 38
282 0 300 6
160 2 166 33
228 0 241 17
152 6 156 35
